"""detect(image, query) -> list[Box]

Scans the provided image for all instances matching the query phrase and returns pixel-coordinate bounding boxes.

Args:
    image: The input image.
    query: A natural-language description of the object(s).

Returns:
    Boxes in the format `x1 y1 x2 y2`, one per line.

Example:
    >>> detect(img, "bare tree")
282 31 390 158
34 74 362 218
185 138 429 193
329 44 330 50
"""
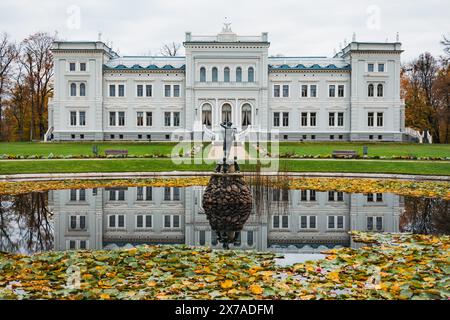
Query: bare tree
9 64 29 140
441 34 450 55
160 42 181 57
0 33 18 140
21 32 54 141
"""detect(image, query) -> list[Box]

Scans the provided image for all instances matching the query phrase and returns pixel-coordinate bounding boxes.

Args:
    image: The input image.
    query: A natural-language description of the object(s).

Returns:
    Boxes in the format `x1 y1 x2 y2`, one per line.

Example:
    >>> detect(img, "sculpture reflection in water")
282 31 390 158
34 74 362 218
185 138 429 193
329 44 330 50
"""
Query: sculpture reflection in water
202 121 252 249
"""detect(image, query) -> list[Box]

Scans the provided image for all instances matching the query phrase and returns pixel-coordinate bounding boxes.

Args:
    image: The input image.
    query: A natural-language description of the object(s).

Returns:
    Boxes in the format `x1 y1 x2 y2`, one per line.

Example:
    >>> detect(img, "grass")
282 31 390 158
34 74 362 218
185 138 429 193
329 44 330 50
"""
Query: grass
2 142 450 159
0 158 449 176
250 142 450 158
0 142 187 156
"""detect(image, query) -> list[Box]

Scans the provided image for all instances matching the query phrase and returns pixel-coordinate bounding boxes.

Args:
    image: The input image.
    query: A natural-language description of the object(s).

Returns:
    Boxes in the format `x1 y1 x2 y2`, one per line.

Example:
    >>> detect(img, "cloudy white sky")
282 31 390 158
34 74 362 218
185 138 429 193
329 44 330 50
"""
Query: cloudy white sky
0 0 449 62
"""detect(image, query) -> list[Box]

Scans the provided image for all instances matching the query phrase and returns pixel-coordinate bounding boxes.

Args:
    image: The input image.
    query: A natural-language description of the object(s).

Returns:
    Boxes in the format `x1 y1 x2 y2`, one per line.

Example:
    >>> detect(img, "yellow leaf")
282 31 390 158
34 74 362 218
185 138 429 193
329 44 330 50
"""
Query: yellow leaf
249 284 263 295
220 280 233 289
147 281 157 287
99 294 110 300
328 271 340 282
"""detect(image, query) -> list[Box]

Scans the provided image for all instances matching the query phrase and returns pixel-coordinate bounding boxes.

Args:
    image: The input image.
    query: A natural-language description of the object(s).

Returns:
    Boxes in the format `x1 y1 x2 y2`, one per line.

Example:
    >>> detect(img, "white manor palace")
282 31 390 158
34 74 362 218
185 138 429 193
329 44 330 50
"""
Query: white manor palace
48 24 406 142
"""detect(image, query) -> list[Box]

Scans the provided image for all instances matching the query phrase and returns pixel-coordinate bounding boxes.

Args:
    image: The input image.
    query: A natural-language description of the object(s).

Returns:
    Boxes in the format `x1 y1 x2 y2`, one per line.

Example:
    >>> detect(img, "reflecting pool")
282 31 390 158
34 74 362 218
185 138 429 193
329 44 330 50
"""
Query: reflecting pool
0 185 449 255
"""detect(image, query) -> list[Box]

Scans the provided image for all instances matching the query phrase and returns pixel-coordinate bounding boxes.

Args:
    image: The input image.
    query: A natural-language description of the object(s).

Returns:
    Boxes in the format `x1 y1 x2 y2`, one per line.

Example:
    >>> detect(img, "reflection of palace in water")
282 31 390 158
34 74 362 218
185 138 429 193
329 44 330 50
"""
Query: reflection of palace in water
48 187 403 253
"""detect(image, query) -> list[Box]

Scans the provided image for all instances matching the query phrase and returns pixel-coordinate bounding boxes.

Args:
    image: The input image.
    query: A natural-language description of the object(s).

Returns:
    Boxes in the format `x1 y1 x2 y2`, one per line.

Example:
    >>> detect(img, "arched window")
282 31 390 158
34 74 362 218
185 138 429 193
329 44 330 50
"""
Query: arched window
80 83 86 96
224 67 230 82
212 67 218 82
236 67 242 82
70 83 77 96
368 84 374 97
200 67 206 82
222 103 232 123
242 103 252 128
202 103 212 128
248 67 254 82
377 84 383 97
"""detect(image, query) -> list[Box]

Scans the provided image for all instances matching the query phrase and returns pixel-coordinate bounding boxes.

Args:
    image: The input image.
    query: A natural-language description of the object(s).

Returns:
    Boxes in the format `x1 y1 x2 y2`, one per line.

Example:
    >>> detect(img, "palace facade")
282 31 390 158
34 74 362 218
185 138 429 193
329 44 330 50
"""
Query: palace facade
48 25 405 142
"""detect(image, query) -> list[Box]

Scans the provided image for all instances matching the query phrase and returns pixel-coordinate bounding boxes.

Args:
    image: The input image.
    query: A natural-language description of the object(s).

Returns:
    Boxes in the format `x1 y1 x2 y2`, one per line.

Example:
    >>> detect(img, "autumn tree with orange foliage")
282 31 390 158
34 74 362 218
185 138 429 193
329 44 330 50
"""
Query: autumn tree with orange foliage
402 37 450 143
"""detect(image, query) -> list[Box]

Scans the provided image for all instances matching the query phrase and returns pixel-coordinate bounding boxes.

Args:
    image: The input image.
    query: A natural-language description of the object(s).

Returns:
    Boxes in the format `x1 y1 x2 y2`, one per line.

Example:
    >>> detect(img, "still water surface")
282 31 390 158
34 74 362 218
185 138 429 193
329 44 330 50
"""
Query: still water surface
0 185 448 264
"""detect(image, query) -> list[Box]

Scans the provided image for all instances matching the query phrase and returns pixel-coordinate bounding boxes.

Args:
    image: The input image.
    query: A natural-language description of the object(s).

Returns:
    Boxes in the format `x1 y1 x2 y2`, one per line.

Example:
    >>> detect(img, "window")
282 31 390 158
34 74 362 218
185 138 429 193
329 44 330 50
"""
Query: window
368 63 374 72
222 104 232 123
368 112 374 127
367 193 374 202
79 83 86 96
247 231 254 246
378 63 385 72
109 84 116 97
79 240 86 250
164 85 171 97
310 190 316 201
202 103 212 127
310 85 317 97
272 215 289 229
338 85 344 97
301 112 308 126
273 189 289 202
282 85 289 97
70 111 77 126
79 111 86 126
242 104 251 127
109 112 116 126
368 84 374 97
145 85 152 97
173 112 180 127
200 67 206 82
236 67 242 82
377 112 383 126
310 112 316 126
212 67 218 82
163 215 180 228
69 215 86 230
248 67 254 82
118 85 125 97
118 112 125 126
300 216 317 229
301 85 308 97
224 67 230 82
273 85 280 97
173 85 180 97
282 112 289 127
136 215 152 229
273 112 280 127
137 85 143 97
329 112 335 126
328 216 344 230
69 62 76 71
376 217 383 230
146 112 152 126
80 62 86 71
367 217 374 230
199 230 206 245
108 214 125 228
329 85 335 97
137 112 143 126
337 112 344 127
136 187 152 201
164 112 171 126
69 240 76 250
70 83 77 96
377 84 383 97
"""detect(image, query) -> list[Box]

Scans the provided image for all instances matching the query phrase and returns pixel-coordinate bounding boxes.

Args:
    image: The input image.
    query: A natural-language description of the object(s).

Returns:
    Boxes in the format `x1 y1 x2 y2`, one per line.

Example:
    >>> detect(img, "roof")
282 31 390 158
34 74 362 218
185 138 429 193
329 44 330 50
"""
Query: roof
269 63 351 71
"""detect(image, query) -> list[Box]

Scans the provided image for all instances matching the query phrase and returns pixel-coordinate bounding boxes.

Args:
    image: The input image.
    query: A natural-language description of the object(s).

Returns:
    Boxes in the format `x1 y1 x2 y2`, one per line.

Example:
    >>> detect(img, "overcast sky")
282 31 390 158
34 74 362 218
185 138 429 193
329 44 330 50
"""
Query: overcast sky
0 0 449 62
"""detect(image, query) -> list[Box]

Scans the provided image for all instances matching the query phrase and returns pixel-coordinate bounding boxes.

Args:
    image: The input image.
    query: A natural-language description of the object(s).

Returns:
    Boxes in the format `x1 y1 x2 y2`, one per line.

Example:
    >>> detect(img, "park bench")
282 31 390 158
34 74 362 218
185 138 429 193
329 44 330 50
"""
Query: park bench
332 150 357 159
104 149 128 157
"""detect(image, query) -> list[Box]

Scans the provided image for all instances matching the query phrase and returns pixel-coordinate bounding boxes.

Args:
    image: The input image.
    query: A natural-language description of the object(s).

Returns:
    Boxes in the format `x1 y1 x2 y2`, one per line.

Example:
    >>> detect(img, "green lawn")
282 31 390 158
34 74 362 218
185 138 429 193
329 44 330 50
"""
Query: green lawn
250 142 450 158
0 159 449 176
0 142 190 157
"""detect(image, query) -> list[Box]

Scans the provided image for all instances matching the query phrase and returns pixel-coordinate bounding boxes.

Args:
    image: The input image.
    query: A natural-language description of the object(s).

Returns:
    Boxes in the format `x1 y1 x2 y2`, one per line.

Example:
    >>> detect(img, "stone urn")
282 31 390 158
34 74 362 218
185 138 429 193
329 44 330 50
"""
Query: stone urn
202 171 253 249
